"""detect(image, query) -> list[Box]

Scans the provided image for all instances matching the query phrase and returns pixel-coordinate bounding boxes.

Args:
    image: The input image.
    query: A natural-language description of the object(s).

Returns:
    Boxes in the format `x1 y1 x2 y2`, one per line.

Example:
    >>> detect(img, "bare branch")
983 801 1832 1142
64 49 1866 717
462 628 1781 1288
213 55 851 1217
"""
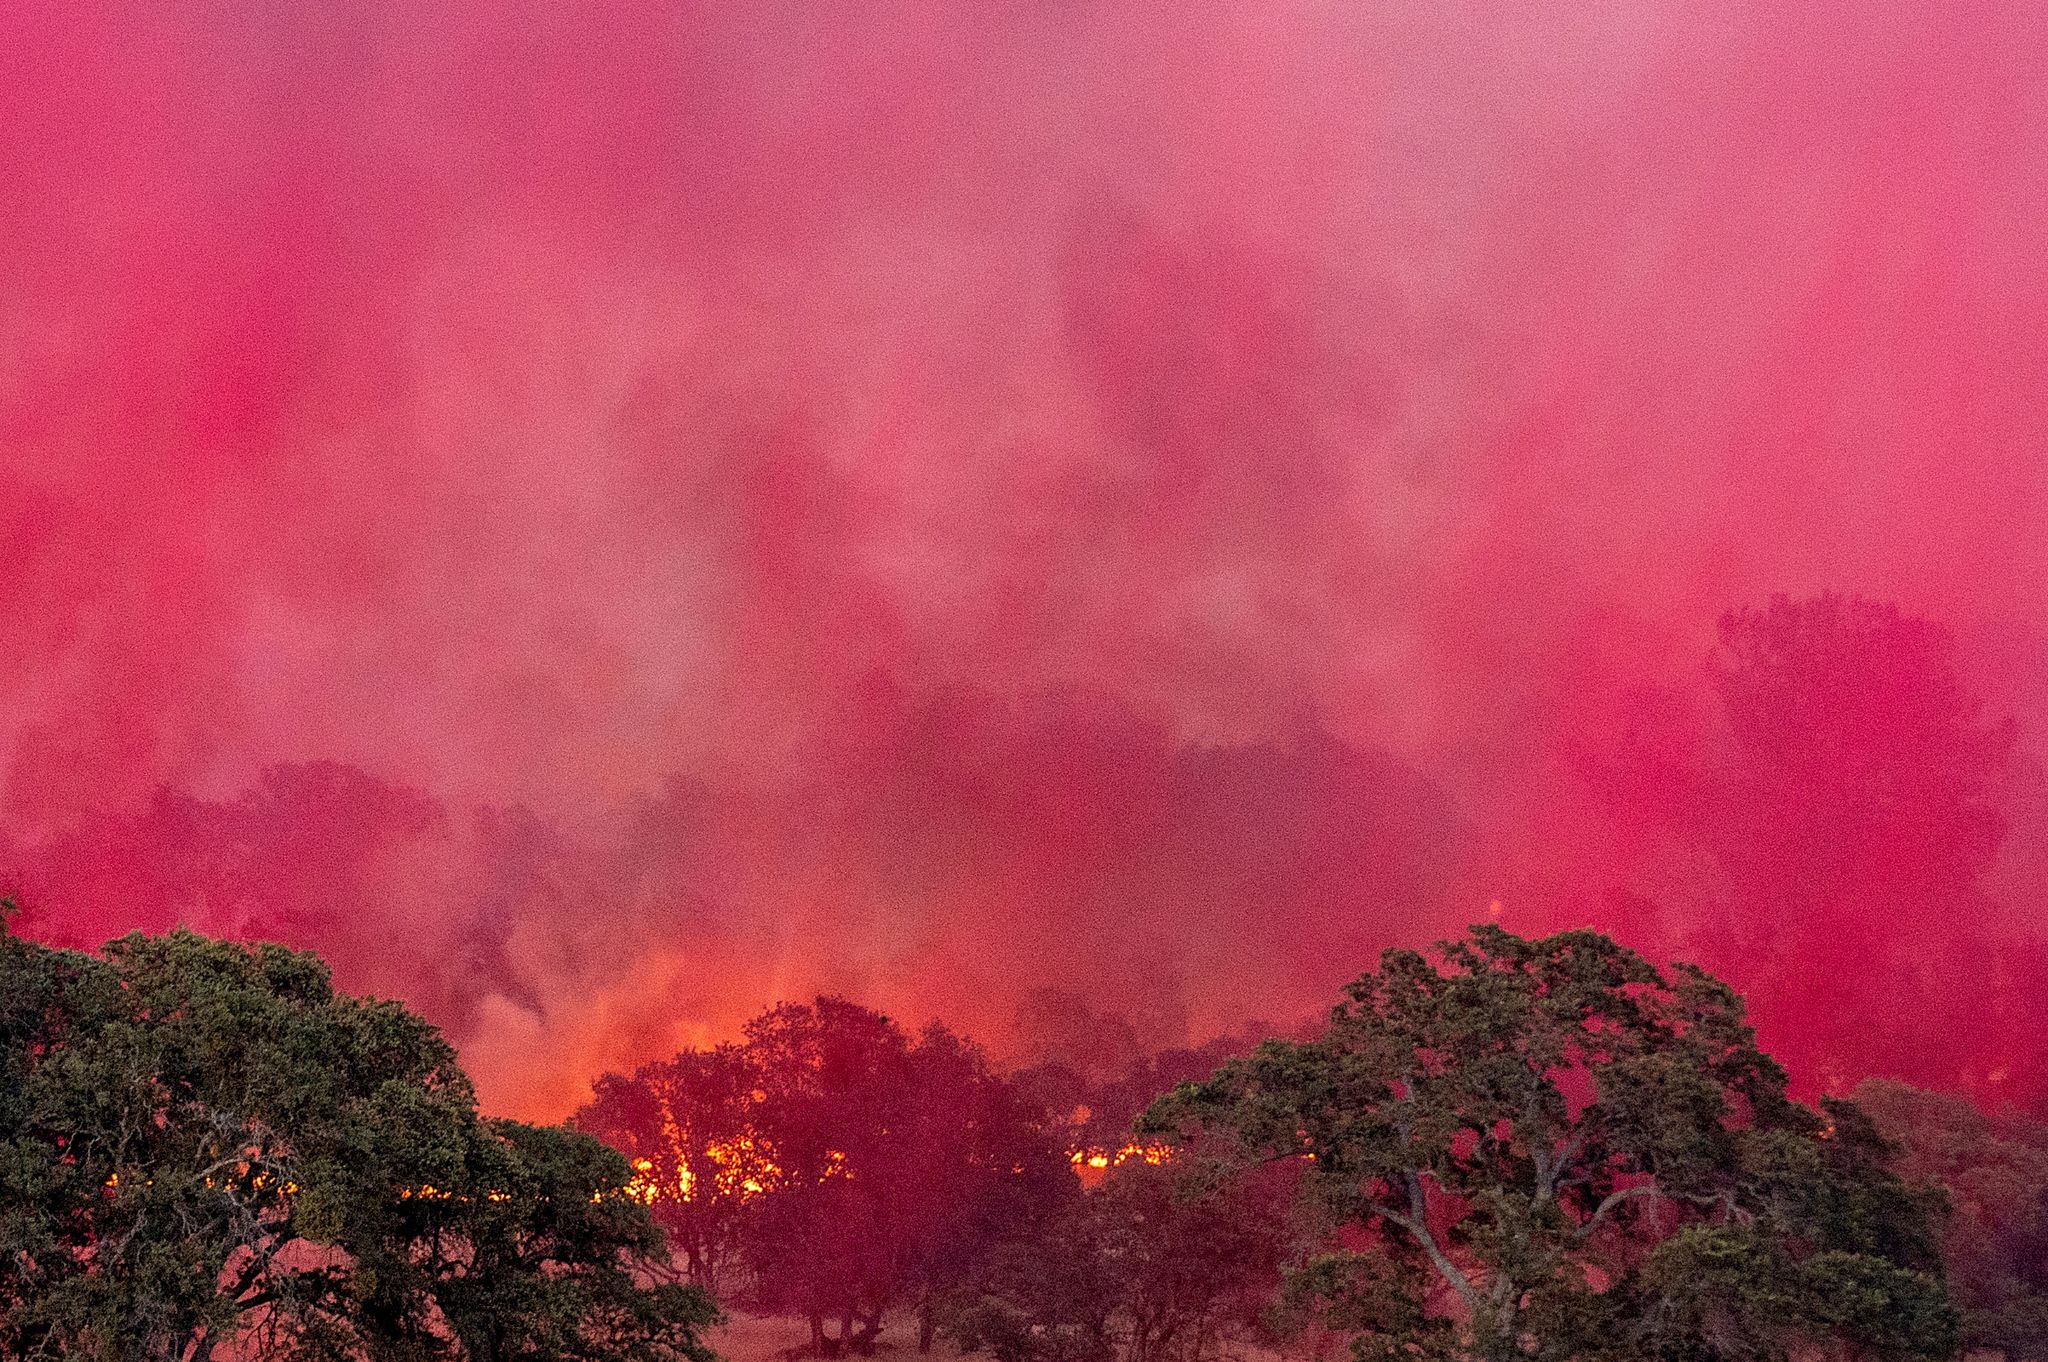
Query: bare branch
1380 1169 1479 1311
1574 1184 1660 1240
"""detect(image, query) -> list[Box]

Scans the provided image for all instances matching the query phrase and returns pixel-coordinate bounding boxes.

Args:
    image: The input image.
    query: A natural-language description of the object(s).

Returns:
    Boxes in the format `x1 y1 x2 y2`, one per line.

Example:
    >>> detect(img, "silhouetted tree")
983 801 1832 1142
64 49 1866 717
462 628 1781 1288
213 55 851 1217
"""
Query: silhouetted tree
1142 924 1957 1362
1708 596 2012 895
577 1045 765 1296
1700 594 2018 1093
893 1024 1075 1352
945 1157 1290 1362
1859 1078 2048 1359
582 997 1066 1356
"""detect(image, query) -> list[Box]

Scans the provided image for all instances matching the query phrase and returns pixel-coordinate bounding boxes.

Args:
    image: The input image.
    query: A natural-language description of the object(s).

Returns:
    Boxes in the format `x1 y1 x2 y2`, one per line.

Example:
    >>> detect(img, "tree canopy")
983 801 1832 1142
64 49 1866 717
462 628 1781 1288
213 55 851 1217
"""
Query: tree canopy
1628 593 2027 1099
943 1155 1290 1362
577 996 1068 1356
1858 1078 2048 1360
1141 923 1958 1362
0 913 715 1362
577 1044 766 1299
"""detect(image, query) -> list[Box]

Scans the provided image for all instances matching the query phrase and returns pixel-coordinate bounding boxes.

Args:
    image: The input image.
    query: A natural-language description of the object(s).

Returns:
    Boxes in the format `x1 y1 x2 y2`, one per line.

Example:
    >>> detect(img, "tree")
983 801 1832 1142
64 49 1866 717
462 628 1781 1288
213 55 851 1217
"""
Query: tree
1696 595 2019 1096
1857 1079 2048 1359
743 1001 1074 1354
944 1157 1290 1362
577 1045 767 1296
1018 1029 1272 1177
579 997 1067 1357
1707 596 2011 904
0 914 715 1361
419 1120 718 1362
1141 924 1957 1362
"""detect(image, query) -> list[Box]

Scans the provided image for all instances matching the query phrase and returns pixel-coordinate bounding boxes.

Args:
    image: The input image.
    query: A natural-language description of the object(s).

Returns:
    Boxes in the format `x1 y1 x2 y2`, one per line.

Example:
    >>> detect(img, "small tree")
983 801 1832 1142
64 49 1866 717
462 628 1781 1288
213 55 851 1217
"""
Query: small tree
577 1044 766 1295
946 1158 1289 1362
1141 924 1957 1362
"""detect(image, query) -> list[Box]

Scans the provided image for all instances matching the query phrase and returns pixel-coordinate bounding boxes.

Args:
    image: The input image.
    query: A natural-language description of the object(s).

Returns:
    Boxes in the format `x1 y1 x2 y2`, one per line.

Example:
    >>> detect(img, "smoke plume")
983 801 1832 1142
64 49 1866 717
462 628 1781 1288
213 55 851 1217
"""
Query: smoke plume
3 0 2045 1116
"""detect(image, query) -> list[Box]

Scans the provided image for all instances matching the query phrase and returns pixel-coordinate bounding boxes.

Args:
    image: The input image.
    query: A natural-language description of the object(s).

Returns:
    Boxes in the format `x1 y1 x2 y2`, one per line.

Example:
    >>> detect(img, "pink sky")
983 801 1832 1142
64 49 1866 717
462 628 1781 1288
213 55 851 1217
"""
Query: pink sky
3 0 2045 1116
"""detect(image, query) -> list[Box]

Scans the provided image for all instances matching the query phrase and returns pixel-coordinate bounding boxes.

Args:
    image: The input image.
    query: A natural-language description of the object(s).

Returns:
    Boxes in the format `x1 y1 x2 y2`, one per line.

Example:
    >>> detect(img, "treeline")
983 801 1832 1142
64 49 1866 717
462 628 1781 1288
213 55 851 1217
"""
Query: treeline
579 926 2048 1362
569 998 1271 1359
1858 1081 2048 1360
7 909 2048 1362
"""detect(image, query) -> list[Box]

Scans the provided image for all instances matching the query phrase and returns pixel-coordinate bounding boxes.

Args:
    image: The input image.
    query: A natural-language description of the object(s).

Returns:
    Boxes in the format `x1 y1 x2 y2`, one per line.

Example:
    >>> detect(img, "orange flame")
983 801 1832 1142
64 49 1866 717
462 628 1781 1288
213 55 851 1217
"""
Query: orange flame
1068 1141 1172 1186
619 1136 847 1205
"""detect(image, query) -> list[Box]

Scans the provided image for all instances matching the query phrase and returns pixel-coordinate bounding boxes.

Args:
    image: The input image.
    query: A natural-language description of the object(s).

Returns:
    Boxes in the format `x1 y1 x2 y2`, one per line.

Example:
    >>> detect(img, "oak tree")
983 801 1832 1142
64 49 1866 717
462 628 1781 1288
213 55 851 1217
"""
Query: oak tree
0 915 715 1362
1142 924 1957 1362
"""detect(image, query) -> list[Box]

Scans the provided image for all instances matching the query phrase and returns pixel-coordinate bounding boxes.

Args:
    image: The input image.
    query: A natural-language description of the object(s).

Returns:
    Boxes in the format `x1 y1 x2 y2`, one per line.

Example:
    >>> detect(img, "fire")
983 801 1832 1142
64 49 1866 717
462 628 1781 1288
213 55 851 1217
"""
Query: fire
399 1184 461 1201
109 1142 1174 1213
624 1157 660 1205
1068 1142 1172 1169
619 1137 847 1205
612 1137 1172 1205
1068 1142 1172 1186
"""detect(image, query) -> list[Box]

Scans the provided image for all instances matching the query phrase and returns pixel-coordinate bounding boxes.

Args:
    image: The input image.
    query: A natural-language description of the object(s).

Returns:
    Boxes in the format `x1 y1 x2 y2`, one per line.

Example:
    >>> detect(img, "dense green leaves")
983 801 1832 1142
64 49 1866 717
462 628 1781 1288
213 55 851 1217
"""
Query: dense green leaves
1141 924 1957 1362
0 918 715 1361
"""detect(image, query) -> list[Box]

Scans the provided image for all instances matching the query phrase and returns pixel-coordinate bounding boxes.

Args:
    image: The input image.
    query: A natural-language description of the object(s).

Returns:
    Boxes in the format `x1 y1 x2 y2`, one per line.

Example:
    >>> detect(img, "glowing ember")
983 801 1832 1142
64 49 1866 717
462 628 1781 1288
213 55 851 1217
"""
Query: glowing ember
1067 1142 1172 1186
1067 1142 1172 1169
619 1136 848 1205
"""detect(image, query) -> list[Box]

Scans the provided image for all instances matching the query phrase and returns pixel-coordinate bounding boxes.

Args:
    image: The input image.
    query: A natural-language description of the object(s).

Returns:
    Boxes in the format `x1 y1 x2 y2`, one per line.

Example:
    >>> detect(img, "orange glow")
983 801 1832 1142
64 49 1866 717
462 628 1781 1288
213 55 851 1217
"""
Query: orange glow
619 1135 849 1206
1068 1141 1172 1186
1067 1142 1171 1169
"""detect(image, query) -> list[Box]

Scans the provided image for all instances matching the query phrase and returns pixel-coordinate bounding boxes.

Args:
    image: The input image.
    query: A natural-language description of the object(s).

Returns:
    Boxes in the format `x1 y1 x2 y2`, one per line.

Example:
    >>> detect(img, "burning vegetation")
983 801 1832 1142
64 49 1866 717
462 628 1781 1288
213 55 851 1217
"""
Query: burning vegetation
1067 1142 1172 1189
4 591 2047 1362
12 900 2048 1362
1 3 2043 1359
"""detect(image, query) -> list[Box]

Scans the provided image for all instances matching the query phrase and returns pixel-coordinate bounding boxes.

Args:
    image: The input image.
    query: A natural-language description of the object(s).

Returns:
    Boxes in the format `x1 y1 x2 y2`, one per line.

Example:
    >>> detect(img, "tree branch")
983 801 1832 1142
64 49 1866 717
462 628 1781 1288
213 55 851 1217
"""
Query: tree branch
1575 1184 1660 1240
1379 1170 1480 1312
1542 1124 1592 1200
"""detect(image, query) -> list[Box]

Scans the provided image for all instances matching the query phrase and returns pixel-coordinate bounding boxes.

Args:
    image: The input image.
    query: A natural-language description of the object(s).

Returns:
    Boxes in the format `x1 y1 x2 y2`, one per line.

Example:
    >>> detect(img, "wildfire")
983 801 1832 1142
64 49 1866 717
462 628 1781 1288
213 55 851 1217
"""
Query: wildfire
1068 1142 1172 1186
105 1153 305 1199
1069 1142 1172 1170
103 1140 1173 1212
396 1184 513 1203
614 1134 1167 1206
619 1137 848 1205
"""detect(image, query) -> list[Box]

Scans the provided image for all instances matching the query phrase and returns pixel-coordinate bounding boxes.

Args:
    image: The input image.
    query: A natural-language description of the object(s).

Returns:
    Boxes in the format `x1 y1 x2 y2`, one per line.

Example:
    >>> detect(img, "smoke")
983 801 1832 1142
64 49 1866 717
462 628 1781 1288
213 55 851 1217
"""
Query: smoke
2 0 2045 1116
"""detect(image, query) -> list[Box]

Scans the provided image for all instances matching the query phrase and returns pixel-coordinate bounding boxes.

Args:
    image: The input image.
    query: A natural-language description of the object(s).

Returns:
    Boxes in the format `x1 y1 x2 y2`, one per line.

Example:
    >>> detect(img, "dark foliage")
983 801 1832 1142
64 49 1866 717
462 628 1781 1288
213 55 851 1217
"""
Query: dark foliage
0 910 716 1362
1142 924 1958 1362
1859 1079 2048 1360
578 998 1069 1356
